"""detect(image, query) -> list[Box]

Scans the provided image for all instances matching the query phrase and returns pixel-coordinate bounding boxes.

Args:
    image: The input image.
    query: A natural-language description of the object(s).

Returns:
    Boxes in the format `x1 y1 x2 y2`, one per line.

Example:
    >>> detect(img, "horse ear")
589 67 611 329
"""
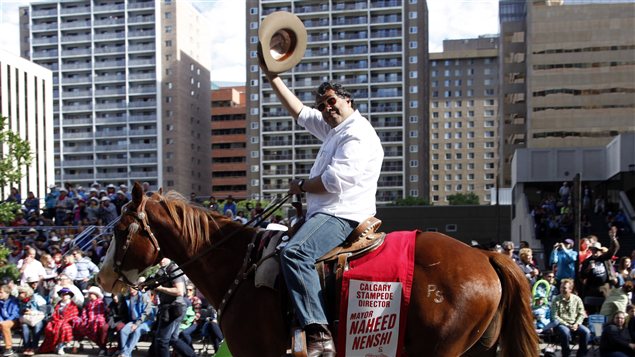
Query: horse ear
132 182 144 206
158 187 163 195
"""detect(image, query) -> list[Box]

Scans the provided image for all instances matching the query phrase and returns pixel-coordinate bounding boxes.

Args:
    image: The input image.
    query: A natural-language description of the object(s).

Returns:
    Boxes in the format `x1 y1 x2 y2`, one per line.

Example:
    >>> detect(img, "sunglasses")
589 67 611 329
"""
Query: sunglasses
316 96 337 112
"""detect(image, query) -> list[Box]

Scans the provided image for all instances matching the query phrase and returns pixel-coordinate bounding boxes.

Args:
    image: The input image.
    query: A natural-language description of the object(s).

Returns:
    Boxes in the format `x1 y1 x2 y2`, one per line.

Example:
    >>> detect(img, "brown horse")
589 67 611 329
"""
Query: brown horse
97 182 538 357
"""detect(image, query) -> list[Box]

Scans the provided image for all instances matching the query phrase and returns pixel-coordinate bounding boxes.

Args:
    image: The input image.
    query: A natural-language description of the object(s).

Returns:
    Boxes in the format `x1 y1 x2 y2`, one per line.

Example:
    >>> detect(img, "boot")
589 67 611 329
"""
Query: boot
306 324 336 357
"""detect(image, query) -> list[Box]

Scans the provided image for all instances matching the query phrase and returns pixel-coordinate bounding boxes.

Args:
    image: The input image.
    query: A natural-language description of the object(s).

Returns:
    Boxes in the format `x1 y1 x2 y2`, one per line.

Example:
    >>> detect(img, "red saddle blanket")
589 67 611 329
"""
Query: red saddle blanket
337 230 417 357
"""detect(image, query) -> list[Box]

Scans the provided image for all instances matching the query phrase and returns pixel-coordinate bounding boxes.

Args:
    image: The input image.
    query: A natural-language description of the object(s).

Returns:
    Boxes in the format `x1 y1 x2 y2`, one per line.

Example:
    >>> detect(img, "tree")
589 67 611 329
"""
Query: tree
0 245 19 283
0 115 33 223
447 192 480 205
391 196 431 206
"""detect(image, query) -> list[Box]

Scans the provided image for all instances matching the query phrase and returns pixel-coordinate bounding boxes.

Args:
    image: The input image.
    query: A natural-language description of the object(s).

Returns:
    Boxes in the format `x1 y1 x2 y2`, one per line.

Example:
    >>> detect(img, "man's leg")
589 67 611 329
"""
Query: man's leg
0 320 14 350
554 324 573 357
280 213 355 356
154 308 179 357
575 324 591 357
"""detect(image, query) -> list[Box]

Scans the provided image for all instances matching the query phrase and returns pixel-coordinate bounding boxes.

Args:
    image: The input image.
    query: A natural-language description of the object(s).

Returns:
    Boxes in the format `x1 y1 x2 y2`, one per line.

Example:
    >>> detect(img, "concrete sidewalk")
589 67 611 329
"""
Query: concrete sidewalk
7 337 217 356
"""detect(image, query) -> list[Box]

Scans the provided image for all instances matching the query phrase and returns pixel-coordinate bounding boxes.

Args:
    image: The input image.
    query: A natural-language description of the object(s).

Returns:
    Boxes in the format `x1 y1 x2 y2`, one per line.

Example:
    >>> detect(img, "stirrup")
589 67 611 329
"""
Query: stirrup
291 327 308 357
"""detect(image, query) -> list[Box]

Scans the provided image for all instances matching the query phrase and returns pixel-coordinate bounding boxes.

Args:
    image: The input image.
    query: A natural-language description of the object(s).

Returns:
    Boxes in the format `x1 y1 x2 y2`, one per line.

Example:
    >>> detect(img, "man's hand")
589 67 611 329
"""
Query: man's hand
288 179 304 195
571 323 579 331
257 43 276 79
130 324 138 333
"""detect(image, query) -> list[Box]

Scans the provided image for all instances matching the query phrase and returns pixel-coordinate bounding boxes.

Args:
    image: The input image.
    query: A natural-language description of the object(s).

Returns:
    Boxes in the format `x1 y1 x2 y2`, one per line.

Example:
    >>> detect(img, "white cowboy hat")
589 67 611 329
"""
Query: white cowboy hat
258 11 307 74
83 286 103 299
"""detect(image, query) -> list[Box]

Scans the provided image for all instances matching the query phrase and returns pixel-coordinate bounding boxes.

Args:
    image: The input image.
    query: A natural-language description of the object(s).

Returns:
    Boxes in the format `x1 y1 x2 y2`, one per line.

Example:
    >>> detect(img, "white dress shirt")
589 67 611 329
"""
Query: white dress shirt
298 107 384 223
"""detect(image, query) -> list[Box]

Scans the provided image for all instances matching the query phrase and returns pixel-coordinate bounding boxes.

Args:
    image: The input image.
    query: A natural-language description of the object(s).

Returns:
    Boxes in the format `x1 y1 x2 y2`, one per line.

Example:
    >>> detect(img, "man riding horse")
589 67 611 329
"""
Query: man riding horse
259 50 384 356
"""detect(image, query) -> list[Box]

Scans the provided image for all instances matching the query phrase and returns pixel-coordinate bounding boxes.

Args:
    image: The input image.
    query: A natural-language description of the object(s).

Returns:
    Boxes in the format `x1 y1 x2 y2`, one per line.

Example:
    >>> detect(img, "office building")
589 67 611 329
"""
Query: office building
499 0 635 186
245 0 429 203
0 49 54 201
211 85 248 199
20 0 211 194
429 37 499 205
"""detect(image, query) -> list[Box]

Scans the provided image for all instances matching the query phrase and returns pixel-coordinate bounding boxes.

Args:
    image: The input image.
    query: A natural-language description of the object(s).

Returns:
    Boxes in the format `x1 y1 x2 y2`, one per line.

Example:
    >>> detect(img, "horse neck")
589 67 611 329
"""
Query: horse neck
150 212 256 308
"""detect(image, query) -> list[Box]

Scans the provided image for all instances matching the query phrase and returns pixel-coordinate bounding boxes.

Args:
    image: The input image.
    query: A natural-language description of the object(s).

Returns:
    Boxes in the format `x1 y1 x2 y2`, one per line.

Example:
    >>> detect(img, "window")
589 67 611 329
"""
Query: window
431 70 437 77
409 56 418 64
250 137 259 144
431 143 439 150
431 80 438 88
485 141 495 148
165 96 172 103
484 68 492 75
410 160 418 167
484 162 495 169
249 7 258 15
251 165 259 172
432 185 439 191
484 99 495 106
468 184 474 191
444 80 451 87
432 112 439 118
455 153 462 159
250 122 259 129
432 123 439 129
410 145 418 153
467 152 475 159
409 130 418 138
250 93 259 101
484 131 495 138
410 175 418 182
454 79 462 86
485 89 495 96
432 175 439 181
409 11 417 19
445 153 452 160
409 41 418 49
250 36 258 44
454 142 462 149
409 26 417 34
250 21 258 30
468 163 475 170
485 120 495 127
484 110 495 117
165 12 172 19
165 54 172 61
484 79 493 86
409 115 419 123
431 101 439 108
250 79 258 86
484 152 495 159
485 173 495 180
466 89 474 96
409 71 418 78
250 65 258 72
165 25 172 33
432 164 439 170
409 86 418 94
165 40 172 47
467 79 473 86
446 224 457 232
454 164 462 170
250 151 259 158
468 173 475 180
409 100 418 108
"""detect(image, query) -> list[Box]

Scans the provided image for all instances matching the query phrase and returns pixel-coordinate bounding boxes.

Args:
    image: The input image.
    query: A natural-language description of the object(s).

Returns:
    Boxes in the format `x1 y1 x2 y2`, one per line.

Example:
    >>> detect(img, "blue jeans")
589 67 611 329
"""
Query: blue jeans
280 213 355 327
554 323 590 357
22 321 43 349
119 322 150 357
153 305 196 357
202 320 224 352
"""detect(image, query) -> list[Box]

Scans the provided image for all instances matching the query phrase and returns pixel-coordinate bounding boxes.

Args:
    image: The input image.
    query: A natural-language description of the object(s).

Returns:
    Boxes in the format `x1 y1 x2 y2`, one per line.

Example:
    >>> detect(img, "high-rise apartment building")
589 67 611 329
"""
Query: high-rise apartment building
211 86 248 199
499 0 635 186
0 50 54 200
429 37 499 205
245 0 429 203
19 0 211 194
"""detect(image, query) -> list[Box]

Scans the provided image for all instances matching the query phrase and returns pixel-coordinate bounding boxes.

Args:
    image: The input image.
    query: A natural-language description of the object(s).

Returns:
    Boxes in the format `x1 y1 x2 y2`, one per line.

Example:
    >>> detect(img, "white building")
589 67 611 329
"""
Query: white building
0 49 54 203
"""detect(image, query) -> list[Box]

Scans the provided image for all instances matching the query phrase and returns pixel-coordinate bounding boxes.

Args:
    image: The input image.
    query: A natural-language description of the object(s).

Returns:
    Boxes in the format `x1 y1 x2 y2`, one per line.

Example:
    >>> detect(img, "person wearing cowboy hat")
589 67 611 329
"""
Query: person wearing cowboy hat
39 287 79 355
17 282 47 356
258 18 383 355
98 196 118 225
580 233 620 309
75 286 109 355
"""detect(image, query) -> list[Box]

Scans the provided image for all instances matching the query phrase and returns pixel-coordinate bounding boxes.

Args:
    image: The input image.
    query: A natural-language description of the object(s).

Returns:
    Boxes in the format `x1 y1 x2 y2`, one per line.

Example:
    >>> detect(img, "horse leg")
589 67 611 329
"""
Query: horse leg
461 310 501 357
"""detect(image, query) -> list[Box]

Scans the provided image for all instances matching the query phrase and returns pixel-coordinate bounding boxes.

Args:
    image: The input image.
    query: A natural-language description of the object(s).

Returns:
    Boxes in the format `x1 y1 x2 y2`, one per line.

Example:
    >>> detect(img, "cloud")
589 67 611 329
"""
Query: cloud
0 0 499 83
0 0 30 56
428 0 499 52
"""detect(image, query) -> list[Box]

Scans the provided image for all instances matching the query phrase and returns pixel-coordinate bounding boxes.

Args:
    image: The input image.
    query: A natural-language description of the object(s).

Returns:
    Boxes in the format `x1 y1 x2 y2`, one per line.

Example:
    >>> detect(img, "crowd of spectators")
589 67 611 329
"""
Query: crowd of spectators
0 182 235 356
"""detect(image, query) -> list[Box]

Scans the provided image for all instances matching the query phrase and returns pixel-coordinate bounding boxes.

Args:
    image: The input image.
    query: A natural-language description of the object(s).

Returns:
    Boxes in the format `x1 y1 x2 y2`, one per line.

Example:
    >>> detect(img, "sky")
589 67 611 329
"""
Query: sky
0 0 500 83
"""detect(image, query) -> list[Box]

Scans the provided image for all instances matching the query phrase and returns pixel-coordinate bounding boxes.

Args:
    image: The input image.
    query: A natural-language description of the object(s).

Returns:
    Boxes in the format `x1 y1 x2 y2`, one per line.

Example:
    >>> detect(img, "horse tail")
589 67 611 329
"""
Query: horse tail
488 252 540 357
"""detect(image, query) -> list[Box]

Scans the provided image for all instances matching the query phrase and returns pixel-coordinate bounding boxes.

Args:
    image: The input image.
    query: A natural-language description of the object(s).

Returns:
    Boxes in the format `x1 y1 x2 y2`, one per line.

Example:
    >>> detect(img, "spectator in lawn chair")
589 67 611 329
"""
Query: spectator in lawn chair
39 287 79 355
118 280 154 357
17 283 47 356
50 274 84 308
0 285 20 356
71 249 99 292
551 278 590 357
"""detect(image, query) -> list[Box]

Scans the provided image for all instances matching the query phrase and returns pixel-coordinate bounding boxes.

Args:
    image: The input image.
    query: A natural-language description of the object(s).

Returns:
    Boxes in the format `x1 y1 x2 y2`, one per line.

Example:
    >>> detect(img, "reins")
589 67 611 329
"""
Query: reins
133 193 292 294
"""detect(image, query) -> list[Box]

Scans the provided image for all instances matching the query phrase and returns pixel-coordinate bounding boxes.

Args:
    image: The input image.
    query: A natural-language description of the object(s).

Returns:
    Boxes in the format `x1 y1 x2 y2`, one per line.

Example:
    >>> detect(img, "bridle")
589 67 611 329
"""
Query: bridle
110 192 292 320
112 196 162 290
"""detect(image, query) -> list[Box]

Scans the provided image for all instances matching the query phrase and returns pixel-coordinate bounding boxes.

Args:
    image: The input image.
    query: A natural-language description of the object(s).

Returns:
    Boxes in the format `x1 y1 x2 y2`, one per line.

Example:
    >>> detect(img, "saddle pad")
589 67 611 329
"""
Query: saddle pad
337 230 416 357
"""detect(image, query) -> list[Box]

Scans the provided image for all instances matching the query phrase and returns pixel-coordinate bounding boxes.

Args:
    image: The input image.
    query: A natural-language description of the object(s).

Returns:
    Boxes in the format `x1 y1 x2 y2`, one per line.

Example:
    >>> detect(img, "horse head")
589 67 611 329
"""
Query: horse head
97 182 163 293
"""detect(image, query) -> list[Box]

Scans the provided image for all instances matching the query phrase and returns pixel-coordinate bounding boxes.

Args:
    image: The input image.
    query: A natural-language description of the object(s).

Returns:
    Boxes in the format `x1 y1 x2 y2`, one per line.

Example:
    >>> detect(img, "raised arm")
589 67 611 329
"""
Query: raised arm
258 47 304 119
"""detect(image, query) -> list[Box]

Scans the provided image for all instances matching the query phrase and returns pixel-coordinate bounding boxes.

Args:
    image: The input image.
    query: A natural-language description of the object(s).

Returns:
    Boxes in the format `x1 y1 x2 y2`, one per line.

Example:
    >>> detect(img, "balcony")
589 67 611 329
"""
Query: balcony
128 101 156 108
60 6 90 15
99 159 128 165
94 33 125 41
62 48 92 57
129 86 156 95
63 173 95 180
32 50 58 59
95 144 127 151
60 35 91 43
94 88 125 96
32 23 58 32
62 104 93 112
95 116 127 124
94 60 125 69
95 130 127 138
61 76 91 84
129 171 158 178
60 132 92 139
128 59 155 67
62 90 92 98
61 117 92 126
94 74 126 83
61 62 91 71
62 159 95 167
128 44 155 52
95 102 127 110
130 157 157 164
128 16 155 24
128 30 155 38
62 146 93 153
93 4 125 12
128 73 155 81
128 2 155 10
94 18 125 27
31 9 58 18
60 21 91 30
32 37 58 45
94 46 125 54
129 143 157 150
129 129 157 136
128 115 156 123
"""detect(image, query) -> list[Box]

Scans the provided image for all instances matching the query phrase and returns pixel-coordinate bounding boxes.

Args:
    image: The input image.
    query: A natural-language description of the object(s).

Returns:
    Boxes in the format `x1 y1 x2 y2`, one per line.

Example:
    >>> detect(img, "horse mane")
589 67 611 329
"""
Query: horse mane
151 190 241 253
